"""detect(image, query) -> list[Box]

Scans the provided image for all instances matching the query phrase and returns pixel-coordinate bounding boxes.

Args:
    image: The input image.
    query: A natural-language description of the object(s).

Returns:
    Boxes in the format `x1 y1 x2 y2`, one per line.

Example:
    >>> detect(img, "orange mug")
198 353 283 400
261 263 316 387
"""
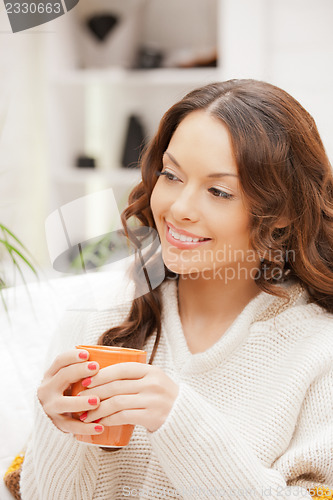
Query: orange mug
71 344 147 448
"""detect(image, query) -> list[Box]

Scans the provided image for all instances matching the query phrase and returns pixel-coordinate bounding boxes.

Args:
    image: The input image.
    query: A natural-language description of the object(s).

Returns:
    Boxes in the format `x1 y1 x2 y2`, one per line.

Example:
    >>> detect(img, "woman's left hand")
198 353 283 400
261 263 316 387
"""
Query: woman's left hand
77 363 179 433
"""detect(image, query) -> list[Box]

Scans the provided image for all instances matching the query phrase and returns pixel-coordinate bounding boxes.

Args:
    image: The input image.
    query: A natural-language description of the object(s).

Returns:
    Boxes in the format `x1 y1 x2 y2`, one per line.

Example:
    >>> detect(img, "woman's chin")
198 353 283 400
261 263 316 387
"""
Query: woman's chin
164 262 184 275
164 261 201 277
162 250 208 276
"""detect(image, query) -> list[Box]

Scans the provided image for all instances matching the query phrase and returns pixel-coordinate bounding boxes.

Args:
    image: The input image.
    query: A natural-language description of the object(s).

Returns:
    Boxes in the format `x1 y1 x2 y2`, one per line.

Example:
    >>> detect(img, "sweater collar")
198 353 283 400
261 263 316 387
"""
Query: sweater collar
160 278 303 374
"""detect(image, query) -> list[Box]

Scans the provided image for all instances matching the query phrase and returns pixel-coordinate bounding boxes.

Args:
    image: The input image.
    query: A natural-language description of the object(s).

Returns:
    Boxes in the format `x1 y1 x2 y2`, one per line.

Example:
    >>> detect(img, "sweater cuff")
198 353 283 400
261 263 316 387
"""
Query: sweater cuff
20 391 100 500
149 383 312 500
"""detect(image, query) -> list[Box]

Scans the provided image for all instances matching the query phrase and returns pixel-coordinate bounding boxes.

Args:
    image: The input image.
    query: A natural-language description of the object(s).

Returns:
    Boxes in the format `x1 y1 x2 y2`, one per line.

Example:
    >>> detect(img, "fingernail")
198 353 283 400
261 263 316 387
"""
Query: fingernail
82 377 91 387
88 397 98 405
88 363 97 370
93 418 101 423
79 412 88 421
95 425 103 432
79 351 88 360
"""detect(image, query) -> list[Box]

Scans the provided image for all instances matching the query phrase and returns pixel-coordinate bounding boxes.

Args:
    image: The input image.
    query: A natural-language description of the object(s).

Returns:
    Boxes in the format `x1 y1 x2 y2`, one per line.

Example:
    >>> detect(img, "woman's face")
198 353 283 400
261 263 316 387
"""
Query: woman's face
150 110 258 279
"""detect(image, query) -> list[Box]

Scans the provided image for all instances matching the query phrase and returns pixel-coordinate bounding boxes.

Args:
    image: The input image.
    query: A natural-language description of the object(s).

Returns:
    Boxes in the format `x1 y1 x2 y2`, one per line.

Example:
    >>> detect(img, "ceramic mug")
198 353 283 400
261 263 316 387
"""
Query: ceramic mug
71 344 147 447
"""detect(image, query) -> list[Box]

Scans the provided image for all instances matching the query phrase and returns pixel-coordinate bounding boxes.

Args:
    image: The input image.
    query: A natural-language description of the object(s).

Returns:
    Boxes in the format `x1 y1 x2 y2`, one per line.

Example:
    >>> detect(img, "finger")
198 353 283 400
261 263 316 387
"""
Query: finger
57 414 105 435
78 379 142 400
53 360 100 393
45 349 90 378
85 362 148 389
84 394 145 423
56 395 101 414
99 409 147 428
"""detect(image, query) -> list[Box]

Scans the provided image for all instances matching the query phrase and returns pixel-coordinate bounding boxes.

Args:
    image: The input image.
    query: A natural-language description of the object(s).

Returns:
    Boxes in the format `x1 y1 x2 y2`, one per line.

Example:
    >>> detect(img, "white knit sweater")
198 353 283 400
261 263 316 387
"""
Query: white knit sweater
20 276 333 500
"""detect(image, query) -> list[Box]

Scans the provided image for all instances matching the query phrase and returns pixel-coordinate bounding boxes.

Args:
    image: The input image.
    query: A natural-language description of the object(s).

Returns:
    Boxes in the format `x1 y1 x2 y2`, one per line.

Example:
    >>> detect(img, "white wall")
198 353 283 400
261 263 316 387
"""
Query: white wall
267 0 333 161
0 12 49 275
220 0 333 161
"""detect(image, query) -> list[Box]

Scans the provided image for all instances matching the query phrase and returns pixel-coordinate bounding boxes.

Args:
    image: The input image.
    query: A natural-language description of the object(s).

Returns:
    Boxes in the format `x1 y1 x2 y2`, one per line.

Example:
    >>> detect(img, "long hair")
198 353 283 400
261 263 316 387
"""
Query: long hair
99 79 333 363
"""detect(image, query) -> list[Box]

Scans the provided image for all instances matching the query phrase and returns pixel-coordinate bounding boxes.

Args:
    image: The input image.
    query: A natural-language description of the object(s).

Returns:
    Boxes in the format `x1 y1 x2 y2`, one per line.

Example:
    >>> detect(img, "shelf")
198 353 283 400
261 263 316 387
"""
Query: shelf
52 168 142 185
47 0 221 222
50 67 222 86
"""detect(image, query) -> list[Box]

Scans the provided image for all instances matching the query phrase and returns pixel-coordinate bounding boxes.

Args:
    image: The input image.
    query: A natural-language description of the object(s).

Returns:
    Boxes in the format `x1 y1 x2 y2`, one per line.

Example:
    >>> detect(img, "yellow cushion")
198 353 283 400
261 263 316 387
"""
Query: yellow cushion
309 487 333 499
3 453 24 478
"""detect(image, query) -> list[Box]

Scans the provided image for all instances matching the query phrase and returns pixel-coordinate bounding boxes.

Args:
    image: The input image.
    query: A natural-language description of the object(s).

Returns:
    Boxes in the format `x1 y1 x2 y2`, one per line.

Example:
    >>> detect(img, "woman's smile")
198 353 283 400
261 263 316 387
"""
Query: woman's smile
165 220 212 249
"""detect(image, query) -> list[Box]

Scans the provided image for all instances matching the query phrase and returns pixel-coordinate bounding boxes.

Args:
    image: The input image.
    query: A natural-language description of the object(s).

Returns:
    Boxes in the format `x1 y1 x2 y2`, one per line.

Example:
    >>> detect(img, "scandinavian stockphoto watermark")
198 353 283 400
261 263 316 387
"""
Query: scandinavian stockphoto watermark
44 188 166 310
166 245 295 266
4 0 79 33
164 244 296 284
122 484 315 498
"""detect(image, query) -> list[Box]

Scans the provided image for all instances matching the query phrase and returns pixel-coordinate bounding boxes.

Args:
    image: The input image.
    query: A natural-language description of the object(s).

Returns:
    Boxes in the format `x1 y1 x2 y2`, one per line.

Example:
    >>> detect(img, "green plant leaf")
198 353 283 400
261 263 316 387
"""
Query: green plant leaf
0 224 38 317
0 238 38 277
0 224 36 261
0 287 9 316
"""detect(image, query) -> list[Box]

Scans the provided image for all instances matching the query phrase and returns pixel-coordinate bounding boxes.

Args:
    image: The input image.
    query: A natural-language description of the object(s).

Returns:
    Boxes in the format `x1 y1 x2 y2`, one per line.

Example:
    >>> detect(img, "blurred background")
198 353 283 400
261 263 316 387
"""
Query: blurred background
1 0 333 283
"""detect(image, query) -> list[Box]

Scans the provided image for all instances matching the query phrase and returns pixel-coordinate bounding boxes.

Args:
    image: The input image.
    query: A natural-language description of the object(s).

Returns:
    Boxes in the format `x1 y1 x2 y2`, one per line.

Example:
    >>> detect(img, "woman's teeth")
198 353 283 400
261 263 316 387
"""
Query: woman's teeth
168 226 206 243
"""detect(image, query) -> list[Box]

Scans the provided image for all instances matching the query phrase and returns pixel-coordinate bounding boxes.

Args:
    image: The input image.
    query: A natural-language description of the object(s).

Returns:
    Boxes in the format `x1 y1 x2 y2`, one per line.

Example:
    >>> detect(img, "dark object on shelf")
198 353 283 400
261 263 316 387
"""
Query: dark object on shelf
76 155 96 168
121 115 146 169
135 47 164 69
87 14 119 42
79 2 146 69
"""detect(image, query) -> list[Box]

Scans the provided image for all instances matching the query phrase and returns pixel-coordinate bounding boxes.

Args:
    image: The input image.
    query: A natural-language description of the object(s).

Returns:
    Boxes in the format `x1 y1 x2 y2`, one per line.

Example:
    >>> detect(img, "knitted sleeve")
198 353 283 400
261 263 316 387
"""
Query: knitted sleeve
20 290 132 499
19 311 102 500
20 393 101 500
272 365 333 496
149 358 333 499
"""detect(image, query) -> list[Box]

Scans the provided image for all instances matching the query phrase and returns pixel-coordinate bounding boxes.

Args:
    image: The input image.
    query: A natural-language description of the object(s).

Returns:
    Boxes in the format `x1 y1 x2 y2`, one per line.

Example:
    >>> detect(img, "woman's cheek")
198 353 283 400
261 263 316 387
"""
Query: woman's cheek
150 183 164 222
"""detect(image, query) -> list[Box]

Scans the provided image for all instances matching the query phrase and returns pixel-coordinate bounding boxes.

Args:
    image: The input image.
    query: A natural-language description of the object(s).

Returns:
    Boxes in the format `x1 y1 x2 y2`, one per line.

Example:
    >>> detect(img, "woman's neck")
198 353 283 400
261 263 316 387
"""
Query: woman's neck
177 272 261 332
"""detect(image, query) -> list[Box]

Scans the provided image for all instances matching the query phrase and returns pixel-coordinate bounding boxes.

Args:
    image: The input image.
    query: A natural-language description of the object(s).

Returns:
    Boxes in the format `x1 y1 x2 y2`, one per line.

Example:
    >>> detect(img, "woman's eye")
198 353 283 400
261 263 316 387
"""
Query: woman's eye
209 187 233 199
156 171 233 199
157 170 179 182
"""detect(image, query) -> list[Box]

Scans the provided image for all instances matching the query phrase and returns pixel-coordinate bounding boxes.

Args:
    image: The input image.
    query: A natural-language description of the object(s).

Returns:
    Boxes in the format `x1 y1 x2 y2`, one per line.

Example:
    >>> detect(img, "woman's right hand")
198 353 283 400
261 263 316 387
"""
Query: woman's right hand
37 349 105 435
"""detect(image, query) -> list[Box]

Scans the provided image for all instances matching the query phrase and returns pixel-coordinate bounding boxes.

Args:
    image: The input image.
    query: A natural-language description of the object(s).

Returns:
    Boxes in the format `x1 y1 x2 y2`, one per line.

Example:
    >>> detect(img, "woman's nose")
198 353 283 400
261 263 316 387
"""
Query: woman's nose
170 186 200 222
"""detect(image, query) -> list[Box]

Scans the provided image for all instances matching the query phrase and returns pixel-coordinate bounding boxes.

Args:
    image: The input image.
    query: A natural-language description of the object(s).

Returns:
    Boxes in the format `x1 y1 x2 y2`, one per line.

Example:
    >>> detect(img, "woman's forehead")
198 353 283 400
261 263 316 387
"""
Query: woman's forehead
167 111 238 175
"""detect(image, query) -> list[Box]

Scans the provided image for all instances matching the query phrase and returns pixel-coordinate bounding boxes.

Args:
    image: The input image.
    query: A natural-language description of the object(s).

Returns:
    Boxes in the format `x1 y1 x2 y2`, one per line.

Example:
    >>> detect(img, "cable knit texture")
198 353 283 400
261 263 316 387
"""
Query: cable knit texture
20 276 333 500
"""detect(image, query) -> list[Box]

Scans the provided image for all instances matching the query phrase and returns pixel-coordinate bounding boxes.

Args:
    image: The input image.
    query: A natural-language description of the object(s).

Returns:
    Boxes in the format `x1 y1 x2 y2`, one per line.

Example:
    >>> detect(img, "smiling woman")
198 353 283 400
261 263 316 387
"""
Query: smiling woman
20 80 333 500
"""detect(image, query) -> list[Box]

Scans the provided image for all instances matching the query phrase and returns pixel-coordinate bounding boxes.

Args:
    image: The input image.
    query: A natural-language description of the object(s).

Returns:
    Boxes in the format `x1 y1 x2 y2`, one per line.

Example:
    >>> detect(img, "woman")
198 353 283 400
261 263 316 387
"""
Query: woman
21 80 333 499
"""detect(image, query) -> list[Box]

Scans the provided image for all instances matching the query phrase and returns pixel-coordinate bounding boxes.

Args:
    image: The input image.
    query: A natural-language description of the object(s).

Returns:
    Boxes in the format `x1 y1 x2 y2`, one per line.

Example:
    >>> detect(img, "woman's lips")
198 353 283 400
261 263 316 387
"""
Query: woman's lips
166 221 208 240
165 223 211 249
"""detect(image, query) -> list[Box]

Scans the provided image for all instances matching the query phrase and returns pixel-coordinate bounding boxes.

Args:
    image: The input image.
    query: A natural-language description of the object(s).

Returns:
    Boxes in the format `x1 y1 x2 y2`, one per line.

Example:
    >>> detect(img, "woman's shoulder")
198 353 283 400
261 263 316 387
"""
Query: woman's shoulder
257 280 333 354
67 269 135 311
256 280 332 324
249 282 333 384
46 271 136 354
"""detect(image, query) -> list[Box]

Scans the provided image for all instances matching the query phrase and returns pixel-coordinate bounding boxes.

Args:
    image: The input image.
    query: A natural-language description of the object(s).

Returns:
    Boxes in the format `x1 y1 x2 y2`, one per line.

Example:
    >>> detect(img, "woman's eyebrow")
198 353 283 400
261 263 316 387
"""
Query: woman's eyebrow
163 151 238 178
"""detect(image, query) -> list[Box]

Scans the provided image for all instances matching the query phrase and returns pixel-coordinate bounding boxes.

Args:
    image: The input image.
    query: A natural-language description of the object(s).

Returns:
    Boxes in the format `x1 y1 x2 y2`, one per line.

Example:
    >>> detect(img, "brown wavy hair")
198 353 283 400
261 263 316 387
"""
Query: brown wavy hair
99 79 333 364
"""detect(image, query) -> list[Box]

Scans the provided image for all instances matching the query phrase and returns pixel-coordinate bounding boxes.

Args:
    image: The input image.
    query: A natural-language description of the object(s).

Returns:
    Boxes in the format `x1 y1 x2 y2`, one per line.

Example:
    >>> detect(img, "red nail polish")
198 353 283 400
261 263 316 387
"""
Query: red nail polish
95 425 103 432
79 412 87 421
88 363 97 370
93 418 101 423
88 397 98 405
79 351 88 359
82 377 91 387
